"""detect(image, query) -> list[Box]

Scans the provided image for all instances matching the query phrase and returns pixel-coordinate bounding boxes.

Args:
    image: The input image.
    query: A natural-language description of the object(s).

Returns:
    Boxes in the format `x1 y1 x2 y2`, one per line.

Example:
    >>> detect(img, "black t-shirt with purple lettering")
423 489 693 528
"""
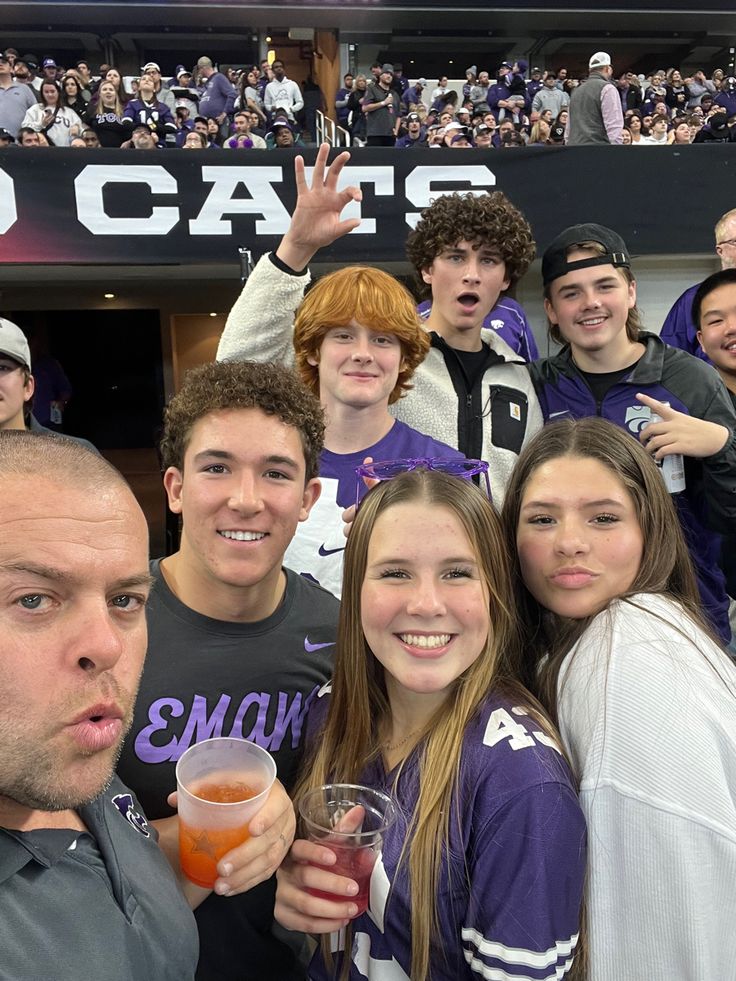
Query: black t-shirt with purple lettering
116 560 338 981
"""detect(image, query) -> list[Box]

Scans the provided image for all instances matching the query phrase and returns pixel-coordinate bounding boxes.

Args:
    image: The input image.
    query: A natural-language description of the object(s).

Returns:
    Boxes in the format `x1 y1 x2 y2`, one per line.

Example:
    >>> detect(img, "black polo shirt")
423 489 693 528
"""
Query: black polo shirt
0 776 198 980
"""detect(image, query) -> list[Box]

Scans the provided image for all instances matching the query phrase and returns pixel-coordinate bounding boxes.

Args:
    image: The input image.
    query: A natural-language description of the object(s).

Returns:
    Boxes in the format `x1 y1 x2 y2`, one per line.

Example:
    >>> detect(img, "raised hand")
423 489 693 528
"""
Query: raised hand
275 142 363 272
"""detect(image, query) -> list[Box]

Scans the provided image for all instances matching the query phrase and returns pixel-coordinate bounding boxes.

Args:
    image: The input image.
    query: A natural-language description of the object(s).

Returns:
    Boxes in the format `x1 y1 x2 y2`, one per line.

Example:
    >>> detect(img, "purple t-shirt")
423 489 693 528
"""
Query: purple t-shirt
284 419 463 598
305 688 586 981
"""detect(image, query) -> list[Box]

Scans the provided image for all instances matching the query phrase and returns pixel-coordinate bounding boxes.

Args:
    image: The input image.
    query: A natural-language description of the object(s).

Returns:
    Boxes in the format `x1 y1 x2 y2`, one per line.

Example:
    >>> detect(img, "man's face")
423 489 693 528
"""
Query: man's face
482 112 496 129
652 117 668 136
558 68 568 80
421 240 510 336
131 127 156 149
20 131 40 147
43 65 57 82
717 218 736 270
344 74 353 88
439 111 453 126
478 72 489 85
0 58 10 77
184 132 203 149
544 252 636 360
234 114 250 134
499 121 514 139
475 131 493 148
380 70 393 86
544 75 556 88
697 282 736 379
0 357 33 429
272 61 285 81
275 126 294 147
13 62 29 82
408 120 420 135
163 408 320 598
77 62 90 80
194 120 208 136
0 474 149 816
82 130 100 148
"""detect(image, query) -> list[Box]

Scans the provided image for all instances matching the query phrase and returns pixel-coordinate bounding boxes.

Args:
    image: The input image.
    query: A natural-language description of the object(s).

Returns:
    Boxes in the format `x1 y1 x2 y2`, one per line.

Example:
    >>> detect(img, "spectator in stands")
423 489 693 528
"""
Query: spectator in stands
714 76 736 117
22 80 82 146
390 62 409 98
625 109 646 143
170 67 199 118
235 68 266 125
18 126 41 146
125 123 159 150
531 72 569 120
224 110 266 149
85 80 126 147
0 51 37 139
455 104 471 128
694 108 734 143
470 69 493 112
688 112 704 141
395 111 427 147
529 119 551 145
643 113 670 144
621 126 633 144
567 51 623 145
11 57 32 86
431 75 449 102
617 70 642 111
141 61 176 113
549 122 566 144
206 116 223 147
363 63 396 147
0 127 14 146
555 67 568 90
123 73 176 146
257 58 272 97
101 67 129 105
672 117 692 144
500 129 525 147
3 47 17 69
449 131 471 147
686 69 710 107
269 119 299 148
60 73 88 117
463 66 477 101
41 58 59 86
347 73 367 144
473 122 494 148
182 130 206 149
527 66 544 98
197 55 236 135
402 77 427 113
334 72 353 127
22 54 41 92
264 59 303 125
72 59 93 99
494 118 515 146
661 208 736 362
665 69 690 113
80 127 101 147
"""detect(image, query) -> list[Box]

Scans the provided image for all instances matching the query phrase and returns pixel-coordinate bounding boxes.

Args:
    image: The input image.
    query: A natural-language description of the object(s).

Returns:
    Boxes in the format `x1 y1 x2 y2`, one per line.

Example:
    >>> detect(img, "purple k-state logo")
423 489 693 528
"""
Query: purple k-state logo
112 793 151 837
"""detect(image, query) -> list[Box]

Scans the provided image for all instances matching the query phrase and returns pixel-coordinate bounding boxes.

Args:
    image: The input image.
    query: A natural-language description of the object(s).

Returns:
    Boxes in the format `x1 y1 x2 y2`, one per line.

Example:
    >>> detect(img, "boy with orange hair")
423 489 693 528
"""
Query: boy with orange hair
218 148 460 596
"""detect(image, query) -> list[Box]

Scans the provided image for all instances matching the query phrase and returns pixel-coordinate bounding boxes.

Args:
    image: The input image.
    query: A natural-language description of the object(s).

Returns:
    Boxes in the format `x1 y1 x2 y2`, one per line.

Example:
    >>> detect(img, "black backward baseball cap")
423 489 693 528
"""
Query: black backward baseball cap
542 223 631 285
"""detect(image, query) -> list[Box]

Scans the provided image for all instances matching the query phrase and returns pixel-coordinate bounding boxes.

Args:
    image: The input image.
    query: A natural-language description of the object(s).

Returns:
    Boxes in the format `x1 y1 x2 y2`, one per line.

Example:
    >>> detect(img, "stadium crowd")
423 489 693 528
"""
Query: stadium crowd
0 44 735 149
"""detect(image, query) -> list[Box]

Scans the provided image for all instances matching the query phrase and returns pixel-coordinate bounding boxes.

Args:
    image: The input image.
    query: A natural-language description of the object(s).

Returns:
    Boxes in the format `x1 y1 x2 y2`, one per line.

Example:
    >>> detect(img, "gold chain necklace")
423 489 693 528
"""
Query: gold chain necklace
383 728 422 752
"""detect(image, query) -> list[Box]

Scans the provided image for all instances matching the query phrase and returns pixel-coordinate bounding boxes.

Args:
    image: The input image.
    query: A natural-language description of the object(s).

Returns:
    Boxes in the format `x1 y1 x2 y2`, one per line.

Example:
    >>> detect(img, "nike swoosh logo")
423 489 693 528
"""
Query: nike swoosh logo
318 544 346 557
304 637 336 653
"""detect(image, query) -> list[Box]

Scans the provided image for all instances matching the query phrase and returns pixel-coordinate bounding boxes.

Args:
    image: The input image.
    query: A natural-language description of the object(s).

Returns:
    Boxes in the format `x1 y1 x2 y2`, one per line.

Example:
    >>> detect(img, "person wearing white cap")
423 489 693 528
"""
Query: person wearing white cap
566 50 624 145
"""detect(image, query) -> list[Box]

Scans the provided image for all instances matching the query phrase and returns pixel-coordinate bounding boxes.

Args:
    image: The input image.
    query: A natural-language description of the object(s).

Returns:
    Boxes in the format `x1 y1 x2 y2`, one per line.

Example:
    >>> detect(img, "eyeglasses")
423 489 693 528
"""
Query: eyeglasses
354 457 491 509
717 239 736 249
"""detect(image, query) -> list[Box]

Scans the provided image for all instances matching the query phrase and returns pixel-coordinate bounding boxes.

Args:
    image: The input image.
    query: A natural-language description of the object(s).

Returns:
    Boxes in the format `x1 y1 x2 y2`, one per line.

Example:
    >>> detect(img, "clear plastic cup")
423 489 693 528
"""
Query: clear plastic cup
299 784 398 916
176 737 277 888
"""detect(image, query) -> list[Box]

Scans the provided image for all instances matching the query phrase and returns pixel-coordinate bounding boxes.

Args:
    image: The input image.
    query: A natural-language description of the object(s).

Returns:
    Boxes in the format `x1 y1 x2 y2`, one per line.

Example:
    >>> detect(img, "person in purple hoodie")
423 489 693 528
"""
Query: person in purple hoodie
196 55 235 135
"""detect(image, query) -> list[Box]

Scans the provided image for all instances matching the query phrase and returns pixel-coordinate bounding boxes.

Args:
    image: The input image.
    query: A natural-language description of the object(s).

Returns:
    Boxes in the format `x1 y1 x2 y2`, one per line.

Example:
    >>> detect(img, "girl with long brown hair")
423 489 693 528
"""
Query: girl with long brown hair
276 469 586 980
502 416 736 981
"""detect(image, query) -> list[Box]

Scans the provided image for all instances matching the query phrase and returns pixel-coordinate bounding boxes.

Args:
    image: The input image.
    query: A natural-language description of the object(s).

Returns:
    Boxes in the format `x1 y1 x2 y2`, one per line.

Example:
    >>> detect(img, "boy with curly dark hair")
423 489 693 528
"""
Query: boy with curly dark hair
116 358 339 981
218 145 542 505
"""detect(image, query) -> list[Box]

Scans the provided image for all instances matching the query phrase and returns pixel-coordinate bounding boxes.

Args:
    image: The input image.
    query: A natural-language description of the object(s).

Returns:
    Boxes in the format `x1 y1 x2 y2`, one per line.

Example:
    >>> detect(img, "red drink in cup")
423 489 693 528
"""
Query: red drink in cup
176 739 277 889
299 785 398 917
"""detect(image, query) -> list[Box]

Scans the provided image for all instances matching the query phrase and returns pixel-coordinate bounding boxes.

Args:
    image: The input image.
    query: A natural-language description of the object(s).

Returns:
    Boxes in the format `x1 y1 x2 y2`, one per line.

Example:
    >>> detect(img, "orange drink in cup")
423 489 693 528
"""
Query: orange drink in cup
176 737 277 888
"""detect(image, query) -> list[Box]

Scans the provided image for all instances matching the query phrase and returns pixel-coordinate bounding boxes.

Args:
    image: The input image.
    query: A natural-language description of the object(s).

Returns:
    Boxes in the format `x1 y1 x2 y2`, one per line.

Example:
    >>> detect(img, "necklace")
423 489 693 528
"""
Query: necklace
383 728 422 752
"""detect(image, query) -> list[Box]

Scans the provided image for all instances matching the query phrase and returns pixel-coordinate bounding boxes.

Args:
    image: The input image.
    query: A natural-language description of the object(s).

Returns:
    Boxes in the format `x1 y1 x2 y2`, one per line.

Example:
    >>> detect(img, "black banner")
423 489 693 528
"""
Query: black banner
0 145 733 266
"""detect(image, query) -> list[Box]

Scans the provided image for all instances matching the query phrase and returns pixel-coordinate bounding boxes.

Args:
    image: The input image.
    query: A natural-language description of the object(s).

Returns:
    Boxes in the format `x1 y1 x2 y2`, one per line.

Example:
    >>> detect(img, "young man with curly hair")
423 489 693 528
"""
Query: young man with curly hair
218 144 541 506
116 359 339 981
